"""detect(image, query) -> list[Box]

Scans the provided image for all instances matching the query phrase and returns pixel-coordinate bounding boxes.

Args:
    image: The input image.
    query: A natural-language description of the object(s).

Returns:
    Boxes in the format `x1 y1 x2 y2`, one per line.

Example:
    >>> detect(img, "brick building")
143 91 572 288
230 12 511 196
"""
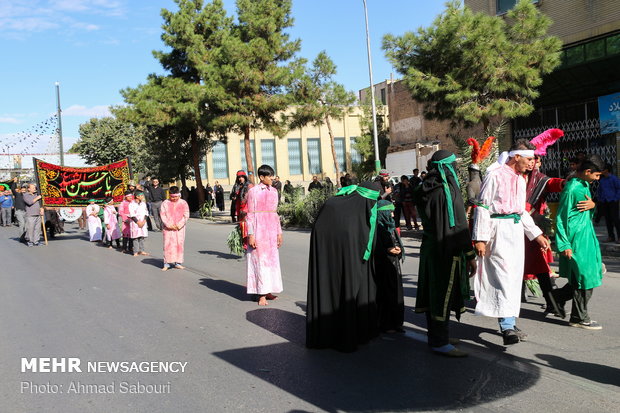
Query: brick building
360 79 485 173
466 0 620 179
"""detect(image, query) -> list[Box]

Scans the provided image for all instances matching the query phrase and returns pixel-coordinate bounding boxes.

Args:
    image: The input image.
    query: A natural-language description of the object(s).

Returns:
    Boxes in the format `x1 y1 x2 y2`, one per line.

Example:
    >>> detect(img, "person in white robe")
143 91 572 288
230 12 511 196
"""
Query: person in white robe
129 191 149 256
85 200 102 242
472 139 548 345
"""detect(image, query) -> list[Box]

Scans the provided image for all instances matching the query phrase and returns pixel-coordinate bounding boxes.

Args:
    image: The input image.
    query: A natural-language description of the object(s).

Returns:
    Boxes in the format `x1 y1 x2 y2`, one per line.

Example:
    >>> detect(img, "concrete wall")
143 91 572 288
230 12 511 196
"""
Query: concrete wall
465 0 620 45
387 80 487 155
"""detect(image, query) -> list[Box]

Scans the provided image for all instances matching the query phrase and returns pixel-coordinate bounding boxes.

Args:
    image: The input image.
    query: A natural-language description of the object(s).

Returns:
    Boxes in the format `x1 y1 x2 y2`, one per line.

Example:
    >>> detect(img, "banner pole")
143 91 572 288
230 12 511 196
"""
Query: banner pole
41 211 48 246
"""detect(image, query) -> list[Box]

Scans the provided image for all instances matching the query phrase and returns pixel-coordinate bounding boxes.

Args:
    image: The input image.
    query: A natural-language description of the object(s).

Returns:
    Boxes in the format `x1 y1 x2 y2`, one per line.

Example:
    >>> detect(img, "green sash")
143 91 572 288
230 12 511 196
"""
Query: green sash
491 213 521 224
336 185 380 261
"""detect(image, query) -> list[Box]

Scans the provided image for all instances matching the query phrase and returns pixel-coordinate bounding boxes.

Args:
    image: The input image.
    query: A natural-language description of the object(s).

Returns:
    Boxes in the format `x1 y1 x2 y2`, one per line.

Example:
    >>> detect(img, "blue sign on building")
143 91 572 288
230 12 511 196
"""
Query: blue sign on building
598 92 620 135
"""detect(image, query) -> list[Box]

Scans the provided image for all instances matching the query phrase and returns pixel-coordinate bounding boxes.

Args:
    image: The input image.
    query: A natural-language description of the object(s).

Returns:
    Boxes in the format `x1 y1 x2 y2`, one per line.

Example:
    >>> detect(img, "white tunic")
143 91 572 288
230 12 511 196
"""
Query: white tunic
472 165 542 318
85 204 102 242
128 201 149 239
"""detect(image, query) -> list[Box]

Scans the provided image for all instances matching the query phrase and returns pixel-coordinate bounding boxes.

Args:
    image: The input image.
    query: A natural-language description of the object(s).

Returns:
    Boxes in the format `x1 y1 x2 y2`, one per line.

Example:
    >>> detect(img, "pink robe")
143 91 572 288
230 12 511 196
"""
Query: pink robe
103 205 121 241
118 200 132 237
245 183 283 295
128 201 148 239
160 199 190 264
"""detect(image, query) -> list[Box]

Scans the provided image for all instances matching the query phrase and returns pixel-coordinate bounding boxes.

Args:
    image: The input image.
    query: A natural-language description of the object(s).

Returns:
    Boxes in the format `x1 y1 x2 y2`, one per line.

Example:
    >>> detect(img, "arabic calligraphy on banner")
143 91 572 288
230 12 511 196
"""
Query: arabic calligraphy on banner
34 158 132 207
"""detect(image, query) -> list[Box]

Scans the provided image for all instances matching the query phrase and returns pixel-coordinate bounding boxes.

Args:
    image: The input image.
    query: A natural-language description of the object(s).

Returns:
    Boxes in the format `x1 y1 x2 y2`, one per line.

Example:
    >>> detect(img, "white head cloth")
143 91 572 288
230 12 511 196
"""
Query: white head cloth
485 150 535 175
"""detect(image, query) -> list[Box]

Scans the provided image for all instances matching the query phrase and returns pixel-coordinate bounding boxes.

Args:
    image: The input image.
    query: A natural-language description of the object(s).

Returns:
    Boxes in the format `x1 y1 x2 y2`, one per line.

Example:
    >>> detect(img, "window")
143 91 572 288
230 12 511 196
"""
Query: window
307 138 322 174
212 141 228 179
288 139 303 175
585 39 605 62
334 137 346 172
564 45 585 66
350 137 362 165
380 88 386 105
496 0 538 14
199 160 207 180
240 139 256 172
607 33 620 56
260 139 277 172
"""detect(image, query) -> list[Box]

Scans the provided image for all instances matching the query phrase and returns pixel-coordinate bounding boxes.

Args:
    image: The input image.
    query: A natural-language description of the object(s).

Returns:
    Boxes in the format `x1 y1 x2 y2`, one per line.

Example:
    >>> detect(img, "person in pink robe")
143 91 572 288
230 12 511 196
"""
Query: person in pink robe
118 191 134 254
246 164 283 306
103 197 121 249
160 186 190 271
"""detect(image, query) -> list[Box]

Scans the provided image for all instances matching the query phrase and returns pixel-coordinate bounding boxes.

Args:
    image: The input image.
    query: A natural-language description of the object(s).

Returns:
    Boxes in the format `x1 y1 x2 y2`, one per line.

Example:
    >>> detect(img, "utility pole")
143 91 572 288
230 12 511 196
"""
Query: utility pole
55 82 64 166
363 0 381 173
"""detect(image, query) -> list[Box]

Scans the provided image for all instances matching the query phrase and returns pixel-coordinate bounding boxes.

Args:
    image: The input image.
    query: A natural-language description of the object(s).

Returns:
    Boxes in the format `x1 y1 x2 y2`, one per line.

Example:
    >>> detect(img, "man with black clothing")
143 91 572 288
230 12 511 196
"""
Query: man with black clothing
308 176 323 192
272 176 283 204
149 178 166 231
10 179 27 242
23 183 43 246
411 169 422 187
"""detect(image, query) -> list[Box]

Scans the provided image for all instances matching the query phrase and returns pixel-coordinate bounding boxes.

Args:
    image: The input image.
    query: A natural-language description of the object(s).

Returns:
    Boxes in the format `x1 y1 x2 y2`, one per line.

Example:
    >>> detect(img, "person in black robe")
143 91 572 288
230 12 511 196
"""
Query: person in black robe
188 186 199 212
306 181 381 352
374 199 405 333
214 182 225 211
413 150 477 357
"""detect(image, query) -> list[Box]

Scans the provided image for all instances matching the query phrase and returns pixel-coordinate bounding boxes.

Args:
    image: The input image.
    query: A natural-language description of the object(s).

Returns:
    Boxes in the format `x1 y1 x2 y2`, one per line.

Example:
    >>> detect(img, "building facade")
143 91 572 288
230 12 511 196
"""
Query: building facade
465 0 620 180
199 108 364 187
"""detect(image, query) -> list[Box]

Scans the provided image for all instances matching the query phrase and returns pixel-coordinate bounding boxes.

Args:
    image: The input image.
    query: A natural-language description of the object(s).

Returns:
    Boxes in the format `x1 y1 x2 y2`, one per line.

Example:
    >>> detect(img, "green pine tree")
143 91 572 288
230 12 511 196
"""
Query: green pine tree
289 51 357 178
383 0 562 135
213 0 302 182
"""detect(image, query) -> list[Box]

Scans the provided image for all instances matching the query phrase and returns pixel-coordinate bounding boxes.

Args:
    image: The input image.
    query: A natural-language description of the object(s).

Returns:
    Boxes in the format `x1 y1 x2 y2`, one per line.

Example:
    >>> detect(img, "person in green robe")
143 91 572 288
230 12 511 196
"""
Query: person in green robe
550 154 605 330
414 150 477 357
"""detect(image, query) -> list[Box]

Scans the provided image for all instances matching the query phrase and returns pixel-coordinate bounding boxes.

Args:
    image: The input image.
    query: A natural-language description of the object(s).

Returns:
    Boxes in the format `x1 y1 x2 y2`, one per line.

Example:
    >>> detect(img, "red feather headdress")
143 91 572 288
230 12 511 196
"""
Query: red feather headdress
468 136 495 164
467 138 480 164
530 128 564 156
479 136 495 162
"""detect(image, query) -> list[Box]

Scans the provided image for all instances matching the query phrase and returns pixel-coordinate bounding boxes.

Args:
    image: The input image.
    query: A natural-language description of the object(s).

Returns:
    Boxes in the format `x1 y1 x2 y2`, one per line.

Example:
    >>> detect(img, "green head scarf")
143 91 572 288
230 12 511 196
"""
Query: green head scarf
336 184 380 261
429 153 460 228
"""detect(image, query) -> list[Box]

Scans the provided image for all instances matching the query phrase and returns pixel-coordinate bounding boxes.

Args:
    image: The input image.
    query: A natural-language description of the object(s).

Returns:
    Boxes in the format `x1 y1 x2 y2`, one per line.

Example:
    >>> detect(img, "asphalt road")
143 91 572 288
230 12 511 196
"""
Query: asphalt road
0 219 619 413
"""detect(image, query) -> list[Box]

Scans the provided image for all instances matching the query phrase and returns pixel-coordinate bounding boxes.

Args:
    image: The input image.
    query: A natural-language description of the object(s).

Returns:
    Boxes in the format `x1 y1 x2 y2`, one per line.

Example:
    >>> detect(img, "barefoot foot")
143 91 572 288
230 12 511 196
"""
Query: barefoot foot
258 296 268 306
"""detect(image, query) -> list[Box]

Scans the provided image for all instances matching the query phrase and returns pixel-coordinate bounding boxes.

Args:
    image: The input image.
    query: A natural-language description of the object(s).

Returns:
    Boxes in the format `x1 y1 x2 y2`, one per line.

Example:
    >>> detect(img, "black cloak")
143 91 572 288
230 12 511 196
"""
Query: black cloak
374 200 405 332
306 181 381 352
413 150 475 321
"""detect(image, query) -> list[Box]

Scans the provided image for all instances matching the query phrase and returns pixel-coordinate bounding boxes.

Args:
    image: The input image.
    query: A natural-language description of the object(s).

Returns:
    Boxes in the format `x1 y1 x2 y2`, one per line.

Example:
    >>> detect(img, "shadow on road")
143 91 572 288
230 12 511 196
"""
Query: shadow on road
213 307 541 412
198 278 251 301
536 354 620 386
198 249 242 260
141 258 163 268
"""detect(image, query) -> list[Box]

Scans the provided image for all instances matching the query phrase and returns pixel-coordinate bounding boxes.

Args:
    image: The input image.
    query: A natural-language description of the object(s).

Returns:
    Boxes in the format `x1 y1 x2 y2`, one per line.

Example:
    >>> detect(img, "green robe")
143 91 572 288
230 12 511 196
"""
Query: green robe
555 178 603 290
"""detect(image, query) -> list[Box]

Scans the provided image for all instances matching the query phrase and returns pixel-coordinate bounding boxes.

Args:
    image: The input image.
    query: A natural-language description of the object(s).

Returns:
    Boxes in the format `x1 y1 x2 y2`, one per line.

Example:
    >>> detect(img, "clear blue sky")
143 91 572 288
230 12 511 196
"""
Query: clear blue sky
0 0 447 155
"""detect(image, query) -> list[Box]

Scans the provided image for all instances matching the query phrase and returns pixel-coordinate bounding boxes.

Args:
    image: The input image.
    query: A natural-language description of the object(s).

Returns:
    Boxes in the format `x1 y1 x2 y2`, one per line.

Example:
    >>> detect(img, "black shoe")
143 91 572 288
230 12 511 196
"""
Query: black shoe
502 329 519 345
513 326 528 342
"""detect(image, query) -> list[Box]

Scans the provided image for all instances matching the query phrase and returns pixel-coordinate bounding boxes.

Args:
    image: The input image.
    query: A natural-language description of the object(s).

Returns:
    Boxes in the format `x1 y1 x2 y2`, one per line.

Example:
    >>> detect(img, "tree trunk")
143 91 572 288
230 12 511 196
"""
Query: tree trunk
190 131 205 205
243 125 255 184
325 114 340 179
180 170 187 190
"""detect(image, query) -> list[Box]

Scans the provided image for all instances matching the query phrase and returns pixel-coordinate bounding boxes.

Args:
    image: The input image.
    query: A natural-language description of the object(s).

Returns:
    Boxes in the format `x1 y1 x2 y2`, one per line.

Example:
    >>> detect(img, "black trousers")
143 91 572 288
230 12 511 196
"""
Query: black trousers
599 201 620 240
393 203 403 228
537 272 556 308
551 283 593 323
426 312 449 348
